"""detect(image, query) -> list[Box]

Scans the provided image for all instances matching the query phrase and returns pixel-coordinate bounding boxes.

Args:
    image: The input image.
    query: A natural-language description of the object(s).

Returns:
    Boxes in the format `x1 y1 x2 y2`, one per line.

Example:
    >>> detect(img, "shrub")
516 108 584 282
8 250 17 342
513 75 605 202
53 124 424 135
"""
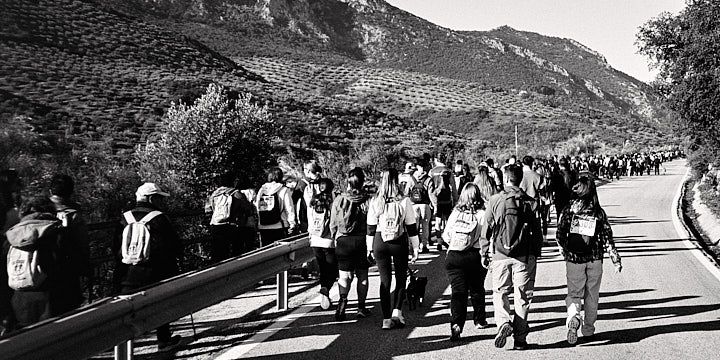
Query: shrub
135 84 277 210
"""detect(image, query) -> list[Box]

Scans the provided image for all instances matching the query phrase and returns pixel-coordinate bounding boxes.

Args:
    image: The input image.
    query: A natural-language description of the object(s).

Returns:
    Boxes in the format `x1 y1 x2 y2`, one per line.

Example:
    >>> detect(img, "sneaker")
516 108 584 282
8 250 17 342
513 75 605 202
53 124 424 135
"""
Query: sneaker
319 288 331 310
474 319 489 329
357 308 372 318
567 316 581 345
513 339 531 350
421 246 430 254
157 335 182 352
391 309 406 328
450 324 462 341
494 322 513 348
382 318 396 330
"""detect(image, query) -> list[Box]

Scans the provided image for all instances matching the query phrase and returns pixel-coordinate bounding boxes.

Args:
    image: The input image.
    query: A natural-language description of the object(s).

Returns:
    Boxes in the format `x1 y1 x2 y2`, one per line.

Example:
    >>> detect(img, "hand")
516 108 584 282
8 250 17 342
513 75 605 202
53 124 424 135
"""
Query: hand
481 255 490 269
614 263 623 273
410 248 420 264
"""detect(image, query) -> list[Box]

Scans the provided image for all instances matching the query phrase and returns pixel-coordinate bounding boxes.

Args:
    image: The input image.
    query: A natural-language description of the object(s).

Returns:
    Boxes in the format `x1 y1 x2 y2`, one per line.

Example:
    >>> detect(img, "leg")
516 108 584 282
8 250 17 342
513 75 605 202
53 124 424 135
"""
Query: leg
582 260 604 336
511 256 537 343
356 268 369 310
373 236 393 319
565 261 587 344
490 259 513 327
391 239 409 312
337 270 354 298
467 253 488 325
210 225 231 263
445 251 469 331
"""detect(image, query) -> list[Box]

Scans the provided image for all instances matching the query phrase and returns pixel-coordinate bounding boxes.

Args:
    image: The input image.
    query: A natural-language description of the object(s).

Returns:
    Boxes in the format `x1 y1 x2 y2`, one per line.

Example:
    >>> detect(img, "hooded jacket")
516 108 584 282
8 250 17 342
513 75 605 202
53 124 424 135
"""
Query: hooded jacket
480 186 543 261
255 182 296 230
329 191 370 239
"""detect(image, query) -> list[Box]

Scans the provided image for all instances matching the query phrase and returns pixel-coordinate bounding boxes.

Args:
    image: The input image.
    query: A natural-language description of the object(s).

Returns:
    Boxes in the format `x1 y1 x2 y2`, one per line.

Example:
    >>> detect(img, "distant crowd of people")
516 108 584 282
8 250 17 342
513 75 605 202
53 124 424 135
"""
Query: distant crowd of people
0 149 680 352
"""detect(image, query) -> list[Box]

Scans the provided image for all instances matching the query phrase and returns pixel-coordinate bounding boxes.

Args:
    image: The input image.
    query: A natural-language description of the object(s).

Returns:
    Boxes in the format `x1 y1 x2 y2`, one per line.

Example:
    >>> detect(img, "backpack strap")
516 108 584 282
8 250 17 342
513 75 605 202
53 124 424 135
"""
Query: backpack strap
123 211 137 224
138 210 163 224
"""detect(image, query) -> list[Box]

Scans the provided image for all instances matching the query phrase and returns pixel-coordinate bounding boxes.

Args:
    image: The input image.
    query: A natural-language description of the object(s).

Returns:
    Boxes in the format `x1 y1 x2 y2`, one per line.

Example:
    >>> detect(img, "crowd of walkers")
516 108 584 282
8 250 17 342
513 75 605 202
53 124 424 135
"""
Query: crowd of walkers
0 149 680 352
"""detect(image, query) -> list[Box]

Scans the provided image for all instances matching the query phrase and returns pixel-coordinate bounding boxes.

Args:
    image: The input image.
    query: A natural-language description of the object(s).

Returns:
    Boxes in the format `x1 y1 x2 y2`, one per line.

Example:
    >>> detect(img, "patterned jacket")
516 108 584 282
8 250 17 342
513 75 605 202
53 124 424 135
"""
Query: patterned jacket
556 199 621 265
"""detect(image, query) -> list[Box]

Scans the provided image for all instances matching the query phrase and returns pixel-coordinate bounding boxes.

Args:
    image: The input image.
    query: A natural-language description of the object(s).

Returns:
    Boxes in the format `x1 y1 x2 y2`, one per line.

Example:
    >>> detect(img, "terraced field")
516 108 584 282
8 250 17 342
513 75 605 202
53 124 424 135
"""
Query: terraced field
237 56 571 119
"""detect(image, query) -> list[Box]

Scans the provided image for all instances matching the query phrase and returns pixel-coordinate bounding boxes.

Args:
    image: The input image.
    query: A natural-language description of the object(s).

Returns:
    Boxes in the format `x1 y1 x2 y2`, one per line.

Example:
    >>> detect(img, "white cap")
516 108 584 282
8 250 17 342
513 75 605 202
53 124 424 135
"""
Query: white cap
135 182 169 198
404 162 414 173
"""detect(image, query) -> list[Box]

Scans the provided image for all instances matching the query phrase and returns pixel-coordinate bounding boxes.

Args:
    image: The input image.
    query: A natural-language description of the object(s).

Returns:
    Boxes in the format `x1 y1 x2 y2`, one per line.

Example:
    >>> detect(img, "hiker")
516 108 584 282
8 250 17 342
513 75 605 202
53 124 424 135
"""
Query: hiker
115 183 183 352
552 157 577 217
481 165 543 350
556 176 622 345
237 173 259 251
412 163 434 252
331 167 373 320
256 167 297 245
48 174 92 315
473 165 498 203
429 153 458 248
399 162 418 196
442 183 489 341
0 169 21 335
308 178 338 312
367 169 420 329
205 172 254 261
294 161 323 233
485 159 503 192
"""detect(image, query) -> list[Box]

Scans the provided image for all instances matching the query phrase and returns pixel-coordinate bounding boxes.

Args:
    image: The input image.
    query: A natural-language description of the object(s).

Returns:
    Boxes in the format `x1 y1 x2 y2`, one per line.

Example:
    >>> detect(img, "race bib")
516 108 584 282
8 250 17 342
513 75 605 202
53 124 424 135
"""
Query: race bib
258 195 276 212
570 215 597 237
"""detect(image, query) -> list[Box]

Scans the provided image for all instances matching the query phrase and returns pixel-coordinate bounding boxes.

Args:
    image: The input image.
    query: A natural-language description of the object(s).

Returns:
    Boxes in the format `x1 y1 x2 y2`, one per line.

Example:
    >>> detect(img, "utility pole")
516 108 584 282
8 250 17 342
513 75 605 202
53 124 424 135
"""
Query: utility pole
515 124 518 156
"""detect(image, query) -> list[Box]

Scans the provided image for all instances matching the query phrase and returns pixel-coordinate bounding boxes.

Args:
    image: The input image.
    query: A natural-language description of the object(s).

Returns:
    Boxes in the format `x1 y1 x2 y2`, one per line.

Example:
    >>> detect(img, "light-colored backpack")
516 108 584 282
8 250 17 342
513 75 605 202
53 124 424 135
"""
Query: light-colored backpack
210 190 236 225
378 199 405 241
446 210 481 251
308 209 328 237
6 219 59 290
121 211 162 265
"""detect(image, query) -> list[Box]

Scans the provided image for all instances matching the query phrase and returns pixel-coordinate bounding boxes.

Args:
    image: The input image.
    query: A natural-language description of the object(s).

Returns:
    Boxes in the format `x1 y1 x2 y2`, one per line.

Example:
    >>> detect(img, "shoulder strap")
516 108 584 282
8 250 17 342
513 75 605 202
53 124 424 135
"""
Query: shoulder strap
139 210 163 224
123 211 136 224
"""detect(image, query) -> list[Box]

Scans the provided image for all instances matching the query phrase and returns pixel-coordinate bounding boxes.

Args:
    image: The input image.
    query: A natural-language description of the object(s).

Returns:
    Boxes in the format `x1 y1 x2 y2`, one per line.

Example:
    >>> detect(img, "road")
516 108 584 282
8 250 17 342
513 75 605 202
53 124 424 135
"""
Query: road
113 160 720 360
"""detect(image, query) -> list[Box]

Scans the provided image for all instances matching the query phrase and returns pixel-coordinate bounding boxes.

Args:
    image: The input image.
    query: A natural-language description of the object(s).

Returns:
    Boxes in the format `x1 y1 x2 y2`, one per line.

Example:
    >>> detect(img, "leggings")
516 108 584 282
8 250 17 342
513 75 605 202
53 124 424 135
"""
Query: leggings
373 234 409 319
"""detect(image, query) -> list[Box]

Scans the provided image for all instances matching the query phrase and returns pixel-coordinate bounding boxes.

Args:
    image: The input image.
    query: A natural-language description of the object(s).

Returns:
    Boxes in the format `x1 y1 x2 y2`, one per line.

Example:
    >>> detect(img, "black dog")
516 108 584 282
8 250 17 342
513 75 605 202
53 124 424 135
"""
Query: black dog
406 268 428 310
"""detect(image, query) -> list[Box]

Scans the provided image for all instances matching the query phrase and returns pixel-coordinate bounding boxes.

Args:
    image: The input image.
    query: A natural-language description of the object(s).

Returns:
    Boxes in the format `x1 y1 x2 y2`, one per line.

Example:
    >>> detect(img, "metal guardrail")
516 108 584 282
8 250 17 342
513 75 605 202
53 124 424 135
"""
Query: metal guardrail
0 234 314 360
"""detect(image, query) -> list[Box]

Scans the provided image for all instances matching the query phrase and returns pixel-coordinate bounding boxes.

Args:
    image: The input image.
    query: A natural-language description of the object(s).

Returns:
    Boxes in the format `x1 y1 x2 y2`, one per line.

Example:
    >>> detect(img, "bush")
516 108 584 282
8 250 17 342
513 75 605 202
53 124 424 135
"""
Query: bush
135 84 278 210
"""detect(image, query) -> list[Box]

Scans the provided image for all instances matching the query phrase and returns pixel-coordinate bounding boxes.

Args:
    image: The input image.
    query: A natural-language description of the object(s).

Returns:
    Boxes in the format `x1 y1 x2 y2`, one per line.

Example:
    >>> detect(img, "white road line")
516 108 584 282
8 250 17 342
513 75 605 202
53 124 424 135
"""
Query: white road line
671 167 720 284
214 285 339 359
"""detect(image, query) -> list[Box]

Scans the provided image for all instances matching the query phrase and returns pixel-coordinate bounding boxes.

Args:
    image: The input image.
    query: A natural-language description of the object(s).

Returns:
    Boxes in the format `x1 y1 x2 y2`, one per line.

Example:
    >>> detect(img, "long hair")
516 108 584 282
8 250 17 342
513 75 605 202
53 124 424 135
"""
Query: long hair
373 168 402 214
572 176 601 215
346 167 365 194
474 166 497 203
310 178 335 213
456 183 484 212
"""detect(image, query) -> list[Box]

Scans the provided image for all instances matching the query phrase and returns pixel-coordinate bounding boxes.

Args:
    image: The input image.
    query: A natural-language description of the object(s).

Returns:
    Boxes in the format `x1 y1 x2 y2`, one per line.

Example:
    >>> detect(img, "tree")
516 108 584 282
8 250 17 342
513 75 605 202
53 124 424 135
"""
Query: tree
637 1 720 174
136 84 277 209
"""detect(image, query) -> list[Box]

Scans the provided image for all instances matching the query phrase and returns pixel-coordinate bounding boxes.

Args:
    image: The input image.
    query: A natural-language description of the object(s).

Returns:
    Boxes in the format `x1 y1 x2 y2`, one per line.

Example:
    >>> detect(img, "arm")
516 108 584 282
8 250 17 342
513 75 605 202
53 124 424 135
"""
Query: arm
442 210 459 243
283 188 297 231
599 210 622 272
329 197 340 240
366 198 378 253
403 199 420 262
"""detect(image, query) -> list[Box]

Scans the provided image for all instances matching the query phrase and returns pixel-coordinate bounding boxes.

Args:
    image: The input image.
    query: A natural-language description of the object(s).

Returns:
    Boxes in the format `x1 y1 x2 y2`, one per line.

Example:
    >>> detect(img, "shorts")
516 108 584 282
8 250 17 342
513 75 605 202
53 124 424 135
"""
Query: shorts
335 235 370 272
435 202 452 217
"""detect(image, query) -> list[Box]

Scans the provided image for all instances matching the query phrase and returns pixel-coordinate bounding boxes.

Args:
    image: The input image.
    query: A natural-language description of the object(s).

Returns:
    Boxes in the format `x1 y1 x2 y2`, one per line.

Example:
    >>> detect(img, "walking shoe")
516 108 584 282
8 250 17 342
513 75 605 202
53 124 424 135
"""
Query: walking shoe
319 287 331 310
567 316 581 345
450 324 462 341
157 335 182 352
474 319 489 329
357 308 372 318
494 322 513 348
382 318 396 330
513 339 531 350
335 297 348 321
421 246 430 254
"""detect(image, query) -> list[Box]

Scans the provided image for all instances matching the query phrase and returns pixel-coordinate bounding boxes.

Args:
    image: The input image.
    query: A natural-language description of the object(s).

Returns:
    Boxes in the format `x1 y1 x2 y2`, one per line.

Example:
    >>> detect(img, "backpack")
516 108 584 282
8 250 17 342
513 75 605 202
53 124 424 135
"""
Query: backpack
378 198 405 242
258 192 282 225
6 218 60 290
336 195 368 235
56 208 77 228
210 190 236 225
446 210 481 251
433 169 453 205
308 208 329 237
565 213 598 255
497 192 534 256
121 210 162 265
410 183 429 204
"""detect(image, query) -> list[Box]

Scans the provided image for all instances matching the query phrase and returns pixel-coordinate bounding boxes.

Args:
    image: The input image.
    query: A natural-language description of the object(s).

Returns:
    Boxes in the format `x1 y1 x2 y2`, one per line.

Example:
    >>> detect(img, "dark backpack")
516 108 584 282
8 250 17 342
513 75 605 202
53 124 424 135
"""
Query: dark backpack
410 183 429 204
565 213 599 255
433 170 452 205
497 191 534 256
258 192 282 225
336 195 368 235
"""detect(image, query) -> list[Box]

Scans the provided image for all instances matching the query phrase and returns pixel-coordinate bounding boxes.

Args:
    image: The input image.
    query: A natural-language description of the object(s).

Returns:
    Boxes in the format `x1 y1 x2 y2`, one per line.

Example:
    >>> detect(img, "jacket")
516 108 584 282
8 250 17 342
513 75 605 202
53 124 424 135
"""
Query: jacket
520 166 545 200
329 191 370 239
428 164 459 207
556 199 622 265
480 186 543 261
205 186 253 227
256 182 296 231
115 202 182 289
50 195 91 311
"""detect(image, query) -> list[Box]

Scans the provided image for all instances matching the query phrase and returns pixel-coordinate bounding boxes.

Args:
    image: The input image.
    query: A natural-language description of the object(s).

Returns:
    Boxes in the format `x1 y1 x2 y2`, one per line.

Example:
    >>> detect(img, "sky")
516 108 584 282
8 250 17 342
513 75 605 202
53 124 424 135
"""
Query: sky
384 0 687 83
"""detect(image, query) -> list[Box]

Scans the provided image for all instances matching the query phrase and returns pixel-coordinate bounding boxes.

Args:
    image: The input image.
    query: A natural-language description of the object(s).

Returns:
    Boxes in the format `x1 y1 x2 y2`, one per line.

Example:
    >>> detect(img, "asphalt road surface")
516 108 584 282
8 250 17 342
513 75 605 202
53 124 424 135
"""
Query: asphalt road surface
172 160 720 360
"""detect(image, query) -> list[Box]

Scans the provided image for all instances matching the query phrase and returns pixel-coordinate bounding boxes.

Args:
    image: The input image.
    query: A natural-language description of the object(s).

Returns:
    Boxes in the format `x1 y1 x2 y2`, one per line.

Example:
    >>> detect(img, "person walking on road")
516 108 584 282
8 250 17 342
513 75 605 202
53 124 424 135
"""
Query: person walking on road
307 178 338 312
256 167 297 245
330 168 372 320
442 183 489 341
555 176 622 345
481 165 543 350
367 169 421 329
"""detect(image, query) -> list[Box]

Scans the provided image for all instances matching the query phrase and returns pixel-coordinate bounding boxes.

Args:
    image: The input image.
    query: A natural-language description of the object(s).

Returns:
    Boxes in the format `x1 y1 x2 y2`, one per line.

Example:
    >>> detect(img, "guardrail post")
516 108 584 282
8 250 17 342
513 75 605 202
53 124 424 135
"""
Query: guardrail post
276 270 288 311
114 340 133 360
